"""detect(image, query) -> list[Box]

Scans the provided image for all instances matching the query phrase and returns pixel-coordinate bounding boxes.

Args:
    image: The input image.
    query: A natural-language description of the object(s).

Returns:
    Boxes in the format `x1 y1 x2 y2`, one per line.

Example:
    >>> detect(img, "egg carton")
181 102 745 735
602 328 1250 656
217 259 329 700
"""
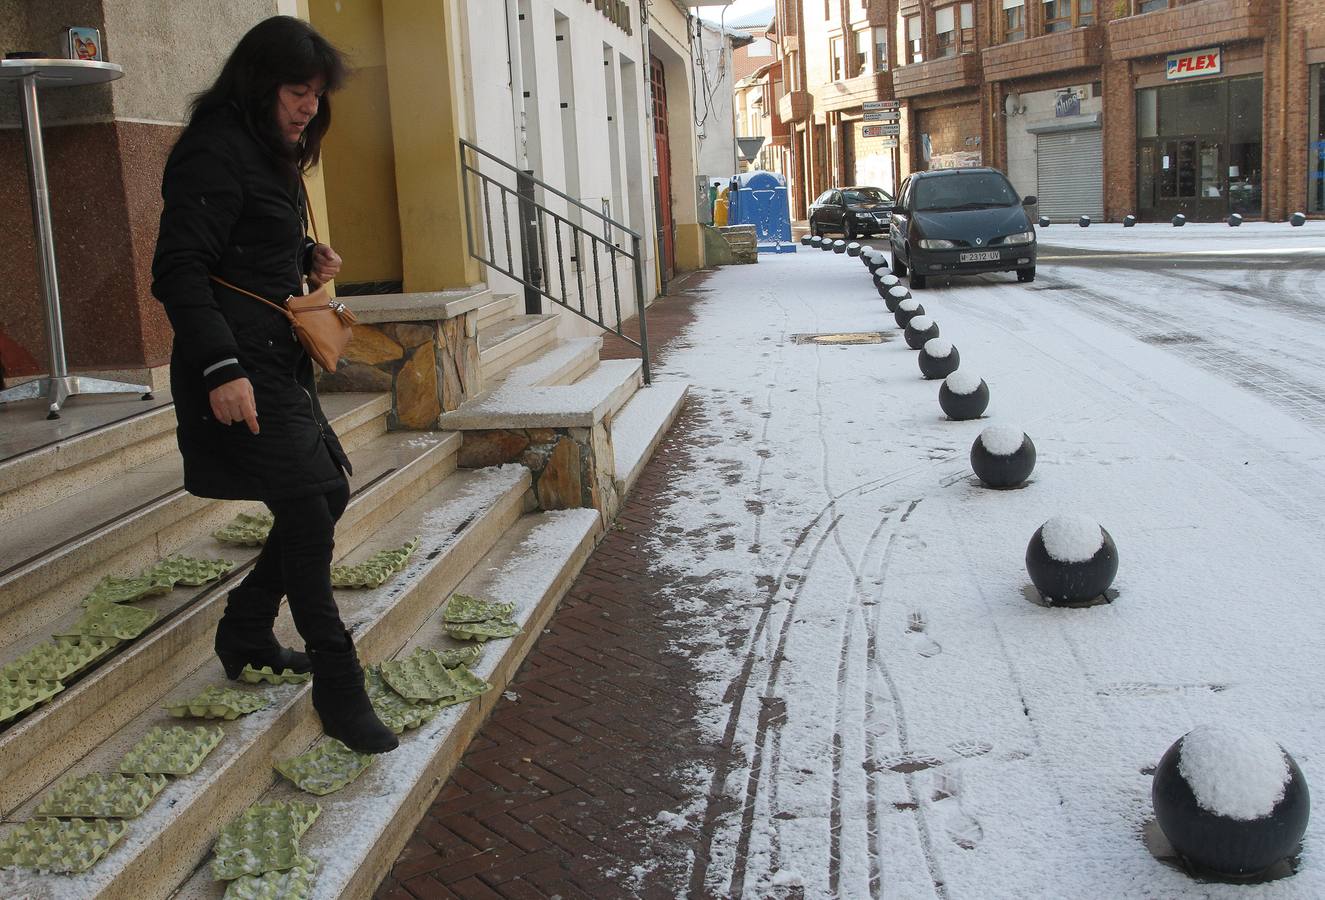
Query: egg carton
365 666 439 734
330 537 419 589
119 724 224 776
212 800 319 880
445 618 522 642
223 865 316 900
212 846 317 882
0 636 117 683
0 678 64 724
239 664 311 686
63 599 157 641
443 594 517 625
82 572 175 605
275 739 373 796
432 665 493 710
0 817 127 874
432 644 483 669
379 649 461 702
213 512 274 547
147 555 237 587
165 685 271 721
34 772 168 819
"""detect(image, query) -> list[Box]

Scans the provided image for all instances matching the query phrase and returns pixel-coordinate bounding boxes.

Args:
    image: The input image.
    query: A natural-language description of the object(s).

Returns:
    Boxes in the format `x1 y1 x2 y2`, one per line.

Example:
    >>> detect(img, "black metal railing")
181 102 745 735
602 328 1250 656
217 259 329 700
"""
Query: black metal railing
459 139 651 383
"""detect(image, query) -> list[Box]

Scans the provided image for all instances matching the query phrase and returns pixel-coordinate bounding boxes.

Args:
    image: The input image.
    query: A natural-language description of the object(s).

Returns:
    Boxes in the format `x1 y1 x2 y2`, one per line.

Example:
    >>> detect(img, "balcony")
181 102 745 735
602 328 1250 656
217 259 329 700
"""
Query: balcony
817 72 893 113
1108 0 1268 60
982 26 1102 82
778 89 813 122
892 53 981 99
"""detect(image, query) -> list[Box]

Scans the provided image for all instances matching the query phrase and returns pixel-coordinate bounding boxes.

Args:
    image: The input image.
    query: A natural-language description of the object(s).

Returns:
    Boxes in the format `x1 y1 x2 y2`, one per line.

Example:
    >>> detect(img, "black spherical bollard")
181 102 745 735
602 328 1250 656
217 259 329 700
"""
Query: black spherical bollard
904 315 940 350
939 371 989 420
801 234 813 246
810 236 823 248
1079 215 1091 227
820 237 834 251
847 242 862 257
1038 216 1050 228
1123 215 1137 227
1153 725 1310 878
885 285 911 314
1291 212 1307 227
1228 213 1243 227
1173 213 1186 227
833 239 847 254
918 339 959 379
875 272 901 298
894 297 924 329
861 248 877 267
1025 515 1118 603
970 425 1035 489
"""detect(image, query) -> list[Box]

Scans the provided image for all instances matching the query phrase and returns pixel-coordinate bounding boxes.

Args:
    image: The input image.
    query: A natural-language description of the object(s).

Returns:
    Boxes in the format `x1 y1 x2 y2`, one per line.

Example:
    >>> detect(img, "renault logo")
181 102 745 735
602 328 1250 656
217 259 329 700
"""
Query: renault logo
975 237 983 246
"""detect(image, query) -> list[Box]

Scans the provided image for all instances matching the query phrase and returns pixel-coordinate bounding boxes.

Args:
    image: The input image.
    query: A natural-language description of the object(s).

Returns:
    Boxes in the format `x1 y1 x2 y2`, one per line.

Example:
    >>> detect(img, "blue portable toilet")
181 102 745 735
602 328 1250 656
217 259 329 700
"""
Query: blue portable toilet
729 170 795 253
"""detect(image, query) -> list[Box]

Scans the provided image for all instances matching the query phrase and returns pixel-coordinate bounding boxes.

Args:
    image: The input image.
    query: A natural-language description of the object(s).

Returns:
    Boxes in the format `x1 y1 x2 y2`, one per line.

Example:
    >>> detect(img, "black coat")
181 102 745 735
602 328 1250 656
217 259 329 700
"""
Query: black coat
152 106 351 502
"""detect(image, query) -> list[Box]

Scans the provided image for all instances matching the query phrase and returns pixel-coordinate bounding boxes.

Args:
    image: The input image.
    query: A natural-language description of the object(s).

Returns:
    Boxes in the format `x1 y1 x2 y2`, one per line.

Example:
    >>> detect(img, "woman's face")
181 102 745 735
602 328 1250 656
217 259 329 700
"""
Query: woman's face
275 75 327 145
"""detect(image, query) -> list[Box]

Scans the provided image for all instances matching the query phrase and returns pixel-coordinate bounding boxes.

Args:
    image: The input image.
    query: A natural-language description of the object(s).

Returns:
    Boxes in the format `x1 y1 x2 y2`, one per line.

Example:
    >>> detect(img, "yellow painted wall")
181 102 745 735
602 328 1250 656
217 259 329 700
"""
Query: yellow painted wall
675 223 705 272
309 0 404 285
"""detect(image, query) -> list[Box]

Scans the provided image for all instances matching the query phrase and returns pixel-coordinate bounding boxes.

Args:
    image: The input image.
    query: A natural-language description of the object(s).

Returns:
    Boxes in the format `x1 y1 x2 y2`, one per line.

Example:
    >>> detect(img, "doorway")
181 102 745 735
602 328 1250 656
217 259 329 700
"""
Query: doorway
650 55 675 283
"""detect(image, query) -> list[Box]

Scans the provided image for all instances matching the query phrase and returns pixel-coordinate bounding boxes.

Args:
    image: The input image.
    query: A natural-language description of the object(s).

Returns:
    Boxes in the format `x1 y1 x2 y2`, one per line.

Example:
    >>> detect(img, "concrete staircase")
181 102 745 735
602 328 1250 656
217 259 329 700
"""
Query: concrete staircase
0 294 685 898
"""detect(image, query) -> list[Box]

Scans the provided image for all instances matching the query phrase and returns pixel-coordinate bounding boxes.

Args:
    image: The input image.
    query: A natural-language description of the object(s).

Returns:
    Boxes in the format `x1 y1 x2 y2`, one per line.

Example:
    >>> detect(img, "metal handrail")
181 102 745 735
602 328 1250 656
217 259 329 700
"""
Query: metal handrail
459 139 651 384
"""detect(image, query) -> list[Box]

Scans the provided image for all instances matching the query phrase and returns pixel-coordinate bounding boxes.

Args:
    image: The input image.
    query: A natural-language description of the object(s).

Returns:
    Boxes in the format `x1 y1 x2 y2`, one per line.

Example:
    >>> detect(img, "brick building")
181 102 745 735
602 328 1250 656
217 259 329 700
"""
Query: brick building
773 0 1325 222
731 9 794 176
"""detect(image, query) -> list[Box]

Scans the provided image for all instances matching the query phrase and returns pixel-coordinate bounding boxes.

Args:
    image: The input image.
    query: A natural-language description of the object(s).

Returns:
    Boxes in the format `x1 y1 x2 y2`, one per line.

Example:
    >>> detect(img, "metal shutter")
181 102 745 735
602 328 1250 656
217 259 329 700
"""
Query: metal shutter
1036 128 1103 222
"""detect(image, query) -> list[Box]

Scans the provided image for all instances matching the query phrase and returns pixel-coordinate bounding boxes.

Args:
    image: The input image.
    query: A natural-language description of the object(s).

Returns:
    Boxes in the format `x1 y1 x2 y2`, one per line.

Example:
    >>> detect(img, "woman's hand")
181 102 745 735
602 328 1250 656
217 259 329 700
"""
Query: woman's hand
209 378 260 434
308 242 342 288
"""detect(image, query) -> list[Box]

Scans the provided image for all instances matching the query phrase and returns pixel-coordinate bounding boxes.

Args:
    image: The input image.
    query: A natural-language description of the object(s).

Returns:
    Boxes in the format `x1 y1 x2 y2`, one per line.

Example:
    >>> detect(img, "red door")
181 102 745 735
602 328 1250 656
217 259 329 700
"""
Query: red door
650 55 675 283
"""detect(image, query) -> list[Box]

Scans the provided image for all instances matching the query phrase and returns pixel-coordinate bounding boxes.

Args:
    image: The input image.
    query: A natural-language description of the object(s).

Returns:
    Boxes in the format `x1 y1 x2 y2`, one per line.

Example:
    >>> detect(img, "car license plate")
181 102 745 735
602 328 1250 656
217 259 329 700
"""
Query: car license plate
959 250 1000 262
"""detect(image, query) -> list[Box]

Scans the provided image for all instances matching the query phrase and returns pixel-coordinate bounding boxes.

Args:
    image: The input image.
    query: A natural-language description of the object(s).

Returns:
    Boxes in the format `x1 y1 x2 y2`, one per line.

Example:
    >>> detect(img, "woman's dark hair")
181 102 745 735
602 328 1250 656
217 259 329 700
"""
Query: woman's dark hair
190 16 346 171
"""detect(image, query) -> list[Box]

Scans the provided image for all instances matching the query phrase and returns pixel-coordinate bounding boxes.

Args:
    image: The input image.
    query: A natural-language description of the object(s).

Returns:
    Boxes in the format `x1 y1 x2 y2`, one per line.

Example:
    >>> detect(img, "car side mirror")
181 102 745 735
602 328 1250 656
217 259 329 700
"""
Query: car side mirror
1022 195 1037 206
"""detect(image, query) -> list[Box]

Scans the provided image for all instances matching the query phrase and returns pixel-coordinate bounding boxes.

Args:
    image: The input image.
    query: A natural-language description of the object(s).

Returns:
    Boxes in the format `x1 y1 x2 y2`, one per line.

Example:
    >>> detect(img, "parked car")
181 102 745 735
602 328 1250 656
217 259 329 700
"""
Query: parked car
889 168 1037 289
808 186 894 239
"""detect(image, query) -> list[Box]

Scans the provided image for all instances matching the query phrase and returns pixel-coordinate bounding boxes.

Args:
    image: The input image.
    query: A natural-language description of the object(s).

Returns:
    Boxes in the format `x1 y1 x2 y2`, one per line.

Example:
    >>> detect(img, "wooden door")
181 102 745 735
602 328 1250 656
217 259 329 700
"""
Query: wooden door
650 55 675 283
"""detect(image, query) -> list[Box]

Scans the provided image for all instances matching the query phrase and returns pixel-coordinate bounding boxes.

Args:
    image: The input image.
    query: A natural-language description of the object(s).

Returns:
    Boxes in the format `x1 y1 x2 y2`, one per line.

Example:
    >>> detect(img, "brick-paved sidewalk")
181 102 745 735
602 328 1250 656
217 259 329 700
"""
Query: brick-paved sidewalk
376 273 739 900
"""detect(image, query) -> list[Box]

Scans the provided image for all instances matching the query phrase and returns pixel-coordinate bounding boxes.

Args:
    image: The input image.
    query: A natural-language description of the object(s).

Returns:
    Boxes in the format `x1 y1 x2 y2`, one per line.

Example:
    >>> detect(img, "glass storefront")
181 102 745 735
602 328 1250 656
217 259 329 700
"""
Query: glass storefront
1135 75 1262 221
1311 64 1325 214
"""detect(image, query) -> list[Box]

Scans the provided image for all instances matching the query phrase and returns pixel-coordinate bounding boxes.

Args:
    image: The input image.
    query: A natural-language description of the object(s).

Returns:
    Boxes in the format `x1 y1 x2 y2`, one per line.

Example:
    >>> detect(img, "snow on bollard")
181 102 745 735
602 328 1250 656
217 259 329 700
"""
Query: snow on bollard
820 237 835 251
970 425 1035 489
939 371 989 420
867 253 887 273
810 236 823 248
894 297 925 329
1152 724 1310 879
1025 514 1118 604
919 338 960 379
1291 212 1307 227
904 315 940 350
861 247 878 267
847 241 862 257
1172 213 1186 227
885 285 912 314
1228 213 1243 227
1123 215 1137 227
801 234 813 246
875 272 901 297
1038 216 1051 228
1079 216 1091 227
833 239 847 254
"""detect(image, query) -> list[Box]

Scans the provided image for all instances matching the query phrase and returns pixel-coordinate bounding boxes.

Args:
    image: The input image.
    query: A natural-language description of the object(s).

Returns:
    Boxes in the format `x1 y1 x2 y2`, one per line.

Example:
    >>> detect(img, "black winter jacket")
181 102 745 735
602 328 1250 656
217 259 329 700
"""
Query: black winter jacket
152 106 351 501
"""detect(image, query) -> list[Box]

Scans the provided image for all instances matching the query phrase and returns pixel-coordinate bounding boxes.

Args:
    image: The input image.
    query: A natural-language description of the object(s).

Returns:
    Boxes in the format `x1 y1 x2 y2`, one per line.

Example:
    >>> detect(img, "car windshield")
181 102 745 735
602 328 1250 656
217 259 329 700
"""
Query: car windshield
843 188 891 205
913 173 1019 211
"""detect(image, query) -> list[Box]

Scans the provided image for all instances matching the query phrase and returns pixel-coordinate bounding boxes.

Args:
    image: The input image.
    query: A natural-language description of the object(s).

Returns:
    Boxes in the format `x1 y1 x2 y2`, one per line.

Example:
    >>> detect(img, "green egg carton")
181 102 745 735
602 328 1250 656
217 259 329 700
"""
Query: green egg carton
239 664 311 686
64 599 157 641
432 644 482 669
165 685 270 720
443 593 517 625
331 536 419 589
34 772 168 819
82 572 175 605
213 511 274 547
212 847 317 882
1 636 117 683
0 817 127 874
365 666 439 734
433 665 493 710
379 649 461 702
0 678 64 724
445 618 522 642
212 800 320 881
147 555 237 587
119 724 224 776
275 739 373 796
223 865 316 900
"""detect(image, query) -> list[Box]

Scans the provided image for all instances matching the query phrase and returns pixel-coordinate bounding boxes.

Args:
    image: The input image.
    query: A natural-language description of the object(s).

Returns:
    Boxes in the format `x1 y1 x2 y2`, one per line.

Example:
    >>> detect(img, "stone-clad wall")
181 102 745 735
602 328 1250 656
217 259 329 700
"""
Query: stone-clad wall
458 425 620 521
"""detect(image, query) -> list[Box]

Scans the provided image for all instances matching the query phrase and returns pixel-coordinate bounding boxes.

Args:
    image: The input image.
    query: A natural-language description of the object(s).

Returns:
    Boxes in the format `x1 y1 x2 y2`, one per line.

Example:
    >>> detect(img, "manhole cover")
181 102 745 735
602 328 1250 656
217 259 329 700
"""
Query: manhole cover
791 332 890 345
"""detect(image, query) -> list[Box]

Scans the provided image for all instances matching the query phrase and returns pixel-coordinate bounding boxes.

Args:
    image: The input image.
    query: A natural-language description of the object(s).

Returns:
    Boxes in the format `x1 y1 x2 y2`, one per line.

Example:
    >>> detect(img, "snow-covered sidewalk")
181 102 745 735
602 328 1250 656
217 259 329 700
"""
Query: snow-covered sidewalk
1036 220 1325 254
637 249 1325 898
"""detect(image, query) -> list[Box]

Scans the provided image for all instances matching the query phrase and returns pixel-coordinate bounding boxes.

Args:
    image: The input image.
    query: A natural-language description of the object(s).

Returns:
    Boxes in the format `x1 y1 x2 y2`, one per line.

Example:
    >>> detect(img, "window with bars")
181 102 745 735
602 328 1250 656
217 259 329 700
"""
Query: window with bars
1044 0 1093 31
999 0 1025 42
935 3 974 57
906 14 924 64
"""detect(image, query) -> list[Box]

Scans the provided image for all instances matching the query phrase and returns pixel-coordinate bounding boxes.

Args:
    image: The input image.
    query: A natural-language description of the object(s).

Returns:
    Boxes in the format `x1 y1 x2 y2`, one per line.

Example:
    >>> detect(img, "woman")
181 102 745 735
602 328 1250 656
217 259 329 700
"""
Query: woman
152 16 396 754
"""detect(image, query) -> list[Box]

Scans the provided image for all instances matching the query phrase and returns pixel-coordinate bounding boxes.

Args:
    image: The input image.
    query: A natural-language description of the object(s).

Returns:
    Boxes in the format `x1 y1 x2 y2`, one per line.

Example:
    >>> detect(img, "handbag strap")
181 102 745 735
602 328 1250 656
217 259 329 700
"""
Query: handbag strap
300 175 320 245
209 275 294 320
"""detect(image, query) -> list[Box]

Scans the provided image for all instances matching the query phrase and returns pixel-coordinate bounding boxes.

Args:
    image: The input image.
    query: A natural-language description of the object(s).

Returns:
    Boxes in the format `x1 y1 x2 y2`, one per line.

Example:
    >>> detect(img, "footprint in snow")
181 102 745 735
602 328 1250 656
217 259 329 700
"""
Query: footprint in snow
905 611 942 658
1096 682 1230 698
930 768 984 851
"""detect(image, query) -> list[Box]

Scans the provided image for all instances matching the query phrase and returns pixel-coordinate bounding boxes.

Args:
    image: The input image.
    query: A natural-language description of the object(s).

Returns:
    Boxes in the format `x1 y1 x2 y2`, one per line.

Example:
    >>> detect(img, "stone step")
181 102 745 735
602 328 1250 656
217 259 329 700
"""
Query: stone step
475 292 521 332
477 314 560 385
440 357 643 431
0 428 462 819
611 381 690 497
0 395 389 647
0 464 534 900
173 507 603 899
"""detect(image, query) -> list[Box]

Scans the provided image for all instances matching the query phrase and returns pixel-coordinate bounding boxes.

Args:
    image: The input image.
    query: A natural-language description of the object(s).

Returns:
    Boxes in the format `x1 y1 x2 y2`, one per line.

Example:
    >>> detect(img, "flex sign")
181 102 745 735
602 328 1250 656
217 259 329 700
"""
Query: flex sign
1166 47 1221 80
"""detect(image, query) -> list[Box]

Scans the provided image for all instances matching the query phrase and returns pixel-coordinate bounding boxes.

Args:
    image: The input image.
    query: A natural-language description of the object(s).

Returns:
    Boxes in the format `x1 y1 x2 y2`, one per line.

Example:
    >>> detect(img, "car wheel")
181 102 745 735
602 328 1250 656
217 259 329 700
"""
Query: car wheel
911 273 928 290
1017 266 1036 283
890 250 908 277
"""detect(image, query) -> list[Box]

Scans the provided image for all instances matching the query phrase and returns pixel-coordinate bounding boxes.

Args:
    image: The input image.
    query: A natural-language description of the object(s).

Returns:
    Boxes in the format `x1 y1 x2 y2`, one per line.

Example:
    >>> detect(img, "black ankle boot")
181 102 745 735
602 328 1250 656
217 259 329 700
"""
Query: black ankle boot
214 585 311 681
308 639 398 754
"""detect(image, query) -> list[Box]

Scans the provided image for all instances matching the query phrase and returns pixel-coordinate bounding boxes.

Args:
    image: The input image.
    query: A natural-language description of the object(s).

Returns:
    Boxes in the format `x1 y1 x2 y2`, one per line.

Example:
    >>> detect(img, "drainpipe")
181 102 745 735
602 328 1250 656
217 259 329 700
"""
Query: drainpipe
1280 0 1289 220
503 0 529 170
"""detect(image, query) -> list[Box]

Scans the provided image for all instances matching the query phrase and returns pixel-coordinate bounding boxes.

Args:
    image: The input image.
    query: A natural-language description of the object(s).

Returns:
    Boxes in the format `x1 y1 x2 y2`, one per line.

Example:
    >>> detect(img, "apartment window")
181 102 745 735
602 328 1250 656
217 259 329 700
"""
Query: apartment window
873 26 889 72
1137 0 1172 10
906 15 924 64
999 0 1025 42
831 36 846 81
935 3 974 57
853 29 869 77
1044 0 1093 31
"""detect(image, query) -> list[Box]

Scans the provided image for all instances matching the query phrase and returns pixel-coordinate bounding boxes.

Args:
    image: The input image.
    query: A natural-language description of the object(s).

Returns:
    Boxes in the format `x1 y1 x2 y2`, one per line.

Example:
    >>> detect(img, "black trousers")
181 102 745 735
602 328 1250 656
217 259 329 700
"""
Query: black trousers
228 479 352 652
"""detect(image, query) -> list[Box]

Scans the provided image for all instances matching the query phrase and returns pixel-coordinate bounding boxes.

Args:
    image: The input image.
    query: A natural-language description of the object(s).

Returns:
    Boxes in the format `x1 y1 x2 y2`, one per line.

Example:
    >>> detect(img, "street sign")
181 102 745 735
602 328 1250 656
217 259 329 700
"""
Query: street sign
863 109 900 122
879 137 899 148
862 123 900 137
863 100 901 112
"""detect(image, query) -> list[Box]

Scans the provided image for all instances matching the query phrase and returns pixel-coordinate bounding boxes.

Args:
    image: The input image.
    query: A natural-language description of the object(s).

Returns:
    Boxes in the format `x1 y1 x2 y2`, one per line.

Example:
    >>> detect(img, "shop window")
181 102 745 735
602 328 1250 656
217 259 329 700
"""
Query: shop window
999 0 1026 43
1311 64 1325 213
830 36 846 81
853 28 870 77
906 15 924 64
1044 0 1093 32
873 26 889 72
935 3 973 57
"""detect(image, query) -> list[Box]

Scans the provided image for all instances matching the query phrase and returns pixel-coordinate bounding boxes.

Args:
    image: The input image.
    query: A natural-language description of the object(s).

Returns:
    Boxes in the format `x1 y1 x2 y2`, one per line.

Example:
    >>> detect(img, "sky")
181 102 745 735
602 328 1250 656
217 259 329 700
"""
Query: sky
698 0 775 27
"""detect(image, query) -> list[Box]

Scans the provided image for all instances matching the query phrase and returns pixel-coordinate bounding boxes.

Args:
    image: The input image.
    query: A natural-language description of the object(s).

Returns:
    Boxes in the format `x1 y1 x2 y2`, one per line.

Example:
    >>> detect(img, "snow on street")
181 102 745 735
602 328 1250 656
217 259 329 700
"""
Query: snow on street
635 244 1325 898
1036 220 1325 255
